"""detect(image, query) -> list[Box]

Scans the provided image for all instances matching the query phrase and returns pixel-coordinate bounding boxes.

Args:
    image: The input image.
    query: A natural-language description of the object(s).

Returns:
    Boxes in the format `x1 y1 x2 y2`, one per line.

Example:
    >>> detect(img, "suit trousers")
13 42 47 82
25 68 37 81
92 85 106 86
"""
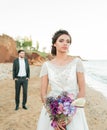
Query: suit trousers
15 77 28 106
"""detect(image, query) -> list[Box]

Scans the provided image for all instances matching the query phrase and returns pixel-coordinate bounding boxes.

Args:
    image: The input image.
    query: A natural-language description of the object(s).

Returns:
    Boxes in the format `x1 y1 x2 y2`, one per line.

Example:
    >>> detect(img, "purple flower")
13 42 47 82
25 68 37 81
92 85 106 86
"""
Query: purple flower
63 105 71 115
63 109 71 115
50 100 59 108
70 106 77 115
63 101 70 106
62 96 72 103
50 100 59 115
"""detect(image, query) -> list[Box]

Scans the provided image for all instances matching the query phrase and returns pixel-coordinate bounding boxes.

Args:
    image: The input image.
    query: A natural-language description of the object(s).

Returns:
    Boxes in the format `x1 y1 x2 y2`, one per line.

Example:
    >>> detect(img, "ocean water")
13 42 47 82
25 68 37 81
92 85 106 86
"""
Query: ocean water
83 60 107 98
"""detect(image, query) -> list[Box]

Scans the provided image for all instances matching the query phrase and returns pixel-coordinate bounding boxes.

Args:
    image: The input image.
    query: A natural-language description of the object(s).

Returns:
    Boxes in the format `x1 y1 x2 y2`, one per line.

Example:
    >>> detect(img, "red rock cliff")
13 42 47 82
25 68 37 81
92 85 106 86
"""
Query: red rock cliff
0 34 17 62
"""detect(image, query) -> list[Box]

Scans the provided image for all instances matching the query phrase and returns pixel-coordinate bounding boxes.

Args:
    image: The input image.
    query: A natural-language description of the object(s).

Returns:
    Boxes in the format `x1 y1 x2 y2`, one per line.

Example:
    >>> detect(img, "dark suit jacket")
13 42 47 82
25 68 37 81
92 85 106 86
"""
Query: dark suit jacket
13 58 30 79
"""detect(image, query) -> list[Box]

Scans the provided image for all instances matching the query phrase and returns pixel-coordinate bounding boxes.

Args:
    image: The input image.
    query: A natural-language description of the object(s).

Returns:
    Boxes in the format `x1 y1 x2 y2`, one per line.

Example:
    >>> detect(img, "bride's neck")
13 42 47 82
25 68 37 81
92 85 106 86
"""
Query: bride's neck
55 53 68 61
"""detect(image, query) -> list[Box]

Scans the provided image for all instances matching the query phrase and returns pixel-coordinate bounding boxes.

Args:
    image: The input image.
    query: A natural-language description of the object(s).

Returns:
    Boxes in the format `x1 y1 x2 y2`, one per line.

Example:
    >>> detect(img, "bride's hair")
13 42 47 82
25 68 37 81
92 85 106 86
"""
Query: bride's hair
51 30 72 56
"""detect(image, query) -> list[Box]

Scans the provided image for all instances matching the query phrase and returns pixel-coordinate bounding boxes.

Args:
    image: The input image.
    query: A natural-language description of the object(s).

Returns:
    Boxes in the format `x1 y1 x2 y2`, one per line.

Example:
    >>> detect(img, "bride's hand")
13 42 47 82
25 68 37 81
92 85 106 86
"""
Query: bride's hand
54 125 63 130
55 119 71 130
54 121 65 130
54 124 65 130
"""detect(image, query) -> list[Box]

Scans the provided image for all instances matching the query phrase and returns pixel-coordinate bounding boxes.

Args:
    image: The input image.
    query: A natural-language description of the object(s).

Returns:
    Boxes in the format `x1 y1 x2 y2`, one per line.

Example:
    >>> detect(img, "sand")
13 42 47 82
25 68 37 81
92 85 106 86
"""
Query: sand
0 63 107 130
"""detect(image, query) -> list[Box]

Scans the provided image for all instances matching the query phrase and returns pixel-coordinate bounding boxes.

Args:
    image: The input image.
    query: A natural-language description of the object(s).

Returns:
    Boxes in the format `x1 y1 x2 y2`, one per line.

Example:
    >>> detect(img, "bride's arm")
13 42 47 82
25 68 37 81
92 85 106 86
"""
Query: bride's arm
77 72 85 98
40 75 49 103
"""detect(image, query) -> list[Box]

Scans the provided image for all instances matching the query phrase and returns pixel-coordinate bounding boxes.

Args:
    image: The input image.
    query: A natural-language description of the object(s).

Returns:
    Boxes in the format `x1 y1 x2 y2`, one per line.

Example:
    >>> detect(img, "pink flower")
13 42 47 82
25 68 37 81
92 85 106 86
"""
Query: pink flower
51 120 57 128
58 103 63 114
67 94 75 100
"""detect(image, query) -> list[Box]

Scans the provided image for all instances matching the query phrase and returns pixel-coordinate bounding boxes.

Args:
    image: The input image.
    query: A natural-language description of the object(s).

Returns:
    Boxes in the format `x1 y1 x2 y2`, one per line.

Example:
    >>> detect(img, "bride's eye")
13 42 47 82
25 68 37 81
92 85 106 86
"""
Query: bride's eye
59 39 64 42
66 40 70 44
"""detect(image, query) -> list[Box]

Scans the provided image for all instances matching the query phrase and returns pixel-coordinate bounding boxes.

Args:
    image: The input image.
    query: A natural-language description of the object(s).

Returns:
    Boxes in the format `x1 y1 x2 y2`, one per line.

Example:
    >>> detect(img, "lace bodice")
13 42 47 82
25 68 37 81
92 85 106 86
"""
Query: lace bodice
40 58 84 98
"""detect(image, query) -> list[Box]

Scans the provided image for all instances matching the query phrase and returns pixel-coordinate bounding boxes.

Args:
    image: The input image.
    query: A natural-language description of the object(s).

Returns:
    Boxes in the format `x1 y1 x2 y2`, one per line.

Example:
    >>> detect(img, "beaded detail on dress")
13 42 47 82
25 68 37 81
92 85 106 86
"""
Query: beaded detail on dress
40 58 84 98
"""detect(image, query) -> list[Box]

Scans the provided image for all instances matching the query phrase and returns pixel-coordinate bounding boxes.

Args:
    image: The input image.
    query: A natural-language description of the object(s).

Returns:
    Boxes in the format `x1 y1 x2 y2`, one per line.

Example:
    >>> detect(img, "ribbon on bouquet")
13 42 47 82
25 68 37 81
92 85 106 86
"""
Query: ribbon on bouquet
71 98 86 108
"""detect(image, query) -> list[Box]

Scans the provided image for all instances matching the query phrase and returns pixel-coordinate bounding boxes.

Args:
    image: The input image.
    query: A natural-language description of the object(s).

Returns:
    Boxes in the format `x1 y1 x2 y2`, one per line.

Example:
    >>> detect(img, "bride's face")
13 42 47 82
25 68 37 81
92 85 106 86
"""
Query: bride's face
54 34 71 53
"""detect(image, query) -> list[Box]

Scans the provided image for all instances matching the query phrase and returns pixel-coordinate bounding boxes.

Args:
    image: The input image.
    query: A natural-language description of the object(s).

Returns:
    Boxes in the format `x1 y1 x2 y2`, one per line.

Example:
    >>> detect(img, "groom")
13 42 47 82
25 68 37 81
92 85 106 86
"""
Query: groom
13 50 30 110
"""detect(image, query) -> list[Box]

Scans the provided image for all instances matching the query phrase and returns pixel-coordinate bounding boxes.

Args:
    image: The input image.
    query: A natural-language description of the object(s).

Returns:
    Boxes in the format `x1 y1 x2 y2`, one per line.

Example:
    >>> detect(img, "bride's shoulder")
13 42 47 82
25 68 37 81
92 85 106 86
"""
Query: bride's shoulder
69 56 81 61
47 58 56 64
68 56 78 62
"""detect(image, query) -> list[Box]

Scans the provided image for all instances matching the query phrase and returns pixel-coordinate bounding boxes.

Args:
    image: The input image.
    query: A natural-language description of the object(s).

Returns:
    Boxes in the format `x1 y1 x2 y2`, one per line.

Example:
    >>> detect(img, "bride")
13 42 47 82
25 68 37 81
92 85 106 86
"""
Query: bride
37 30 89 130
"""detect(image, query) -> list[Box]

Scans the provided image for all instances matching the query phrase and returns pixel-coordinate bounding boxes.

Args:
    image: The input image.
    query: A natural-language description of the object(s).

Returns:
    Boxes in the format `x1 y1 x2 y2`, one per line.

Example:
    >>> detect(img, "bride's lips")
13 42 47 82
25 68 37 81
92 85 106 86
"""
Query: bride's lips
62 47 68 50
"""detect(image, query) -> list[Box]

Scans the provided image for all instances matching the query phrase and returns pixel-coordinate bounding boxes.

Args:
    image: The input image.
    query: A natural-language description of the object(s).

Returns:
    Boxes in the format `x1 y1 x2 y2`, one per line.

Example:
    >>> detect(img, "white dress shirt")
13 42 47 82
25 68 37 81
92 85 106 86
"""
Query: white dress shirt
18 57 26 77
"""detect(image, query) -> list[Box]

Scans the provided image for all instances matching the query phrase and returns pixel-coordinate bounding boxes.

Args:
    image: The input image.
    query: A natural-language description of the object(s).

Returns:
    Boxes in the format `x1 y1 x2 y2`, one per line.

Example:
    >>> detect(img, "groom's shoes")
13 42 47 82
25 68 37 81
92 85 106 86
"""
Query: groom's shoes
22 105 28 110
15 106 19 111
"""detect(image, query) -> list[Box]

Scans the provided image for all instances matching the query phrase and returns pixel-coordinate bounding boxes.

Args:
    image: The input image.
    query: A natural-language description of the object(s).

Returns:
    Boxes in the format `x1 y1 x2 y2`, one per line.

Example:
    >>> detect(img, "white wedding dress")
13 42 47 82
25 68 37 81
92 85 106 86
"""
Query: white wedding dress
37 57 89 130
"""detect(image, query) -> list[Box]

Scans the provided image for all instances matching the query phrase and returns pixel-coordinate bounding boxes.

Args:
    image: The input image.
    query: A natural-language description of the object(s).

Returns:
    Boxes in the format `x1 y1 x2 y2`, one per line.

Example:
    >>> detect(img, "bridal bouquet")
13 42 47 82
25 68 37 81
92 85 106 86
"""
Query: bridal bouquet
45 92 77 129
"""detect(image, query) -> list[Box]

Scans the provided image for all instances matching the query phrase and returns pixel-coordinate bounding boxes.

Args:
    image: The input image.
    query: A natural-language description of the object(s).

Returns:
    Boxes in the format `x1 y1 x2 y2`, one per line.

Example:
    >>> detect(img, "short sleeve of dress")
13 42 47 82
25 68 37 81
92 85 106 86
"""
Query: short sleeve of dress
40 62 48 77
76 58 84 73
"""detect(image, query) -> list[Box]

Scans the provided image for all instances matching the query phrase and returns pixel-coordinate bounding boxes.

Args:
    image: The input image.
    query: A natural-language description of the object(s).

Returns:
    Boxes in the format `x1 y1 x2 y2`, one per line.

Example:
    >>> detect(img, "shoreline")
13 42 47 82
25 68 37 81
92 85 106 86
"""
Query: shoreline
87 82 107 99
0 64 107 130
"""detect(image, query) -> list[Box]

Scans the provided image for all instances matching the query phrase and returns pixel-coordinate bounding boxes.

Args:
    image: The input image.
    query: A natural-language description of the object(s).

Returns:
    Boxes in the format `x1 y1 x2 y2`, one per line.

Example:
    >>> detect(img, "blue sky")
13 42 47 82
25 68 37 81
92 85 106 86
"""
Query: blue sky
0 0 107 59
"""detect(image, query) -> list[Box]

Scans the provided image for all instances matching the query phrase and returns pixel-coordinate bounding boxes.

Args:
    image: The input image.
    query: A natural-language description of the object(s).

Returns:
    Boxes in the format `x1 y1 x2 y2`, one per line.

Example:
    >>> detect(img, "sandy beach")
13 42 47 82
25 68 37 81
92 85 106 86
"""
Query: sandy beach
0 63 107 130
